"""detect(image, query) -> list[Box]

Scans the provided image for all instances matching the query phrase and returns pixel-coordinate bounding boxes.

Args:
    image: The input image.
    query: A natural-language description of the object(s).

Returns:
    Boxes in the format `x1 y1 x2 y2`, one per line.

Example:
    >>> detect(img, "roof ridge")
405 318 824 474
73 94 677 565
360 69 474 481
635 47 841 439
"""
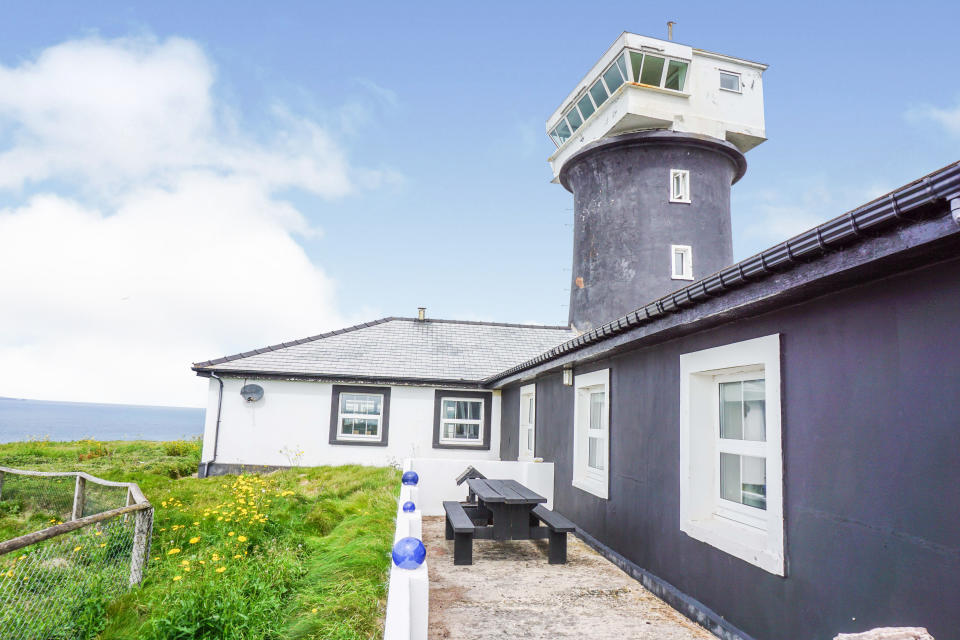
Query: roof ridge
392 317 573 331
191 317 400 369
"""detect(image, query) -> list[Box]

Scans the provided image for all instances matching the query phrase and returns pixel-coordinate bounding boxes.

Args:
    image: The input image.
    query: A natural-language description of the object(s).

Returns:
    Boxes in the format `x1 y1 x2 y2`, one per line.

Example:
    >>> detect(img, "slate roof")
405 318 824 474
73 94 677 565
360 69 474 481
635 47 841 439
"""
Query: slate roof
192 317 576 384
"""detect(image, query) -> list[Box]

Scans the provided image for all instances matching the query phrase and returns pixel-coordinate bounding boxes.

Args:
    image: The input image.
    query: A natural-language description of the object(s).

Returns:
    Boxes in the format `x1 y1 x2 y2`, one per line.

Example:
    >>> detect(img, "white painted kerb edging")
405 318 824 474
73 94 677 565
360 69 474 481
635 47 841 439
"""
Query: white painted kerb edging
383 484 428 640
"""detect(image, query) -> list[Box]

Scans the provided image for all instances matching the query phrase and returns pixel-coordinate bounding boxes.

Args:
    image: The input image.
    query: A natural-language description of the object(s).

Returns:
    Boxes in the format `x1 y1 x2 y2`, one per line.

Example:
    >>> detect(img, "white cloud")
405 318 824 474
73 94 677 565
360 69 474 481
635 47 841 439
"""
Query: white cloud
905 99 960 136
0 35 395 407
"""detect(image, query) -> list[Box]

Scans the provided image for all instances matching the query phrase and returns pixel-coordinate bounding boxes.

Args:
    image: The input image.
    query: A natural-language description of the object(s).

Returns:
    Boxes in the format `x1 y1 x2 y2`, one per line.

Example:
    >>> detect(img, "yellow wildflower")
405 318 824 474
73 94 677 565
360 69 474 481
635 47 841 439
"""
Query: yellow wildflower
211 554 220 561
215 566 226 573
233 554 242 559
172 575 182 581
99 543 107 548
4 570 12 578
73 546 83 552
168 548 181 555
237 535 247 543
189 537 200 544
181 560 190 566
193 521 200 525
94 530 102 536
184 567 191 572
312 608 318 614
228 531 235 537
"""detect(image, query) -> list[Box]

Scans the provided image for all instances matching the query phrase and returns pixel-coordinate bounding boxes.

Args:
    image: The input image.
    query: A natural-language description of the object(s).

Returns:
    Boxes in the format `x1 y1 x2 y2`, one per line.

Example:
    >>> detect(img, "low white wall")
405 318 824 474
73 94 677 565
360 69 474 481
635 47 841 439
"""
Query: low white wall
201 377 502 468
383 484 428 640
403 457 555 516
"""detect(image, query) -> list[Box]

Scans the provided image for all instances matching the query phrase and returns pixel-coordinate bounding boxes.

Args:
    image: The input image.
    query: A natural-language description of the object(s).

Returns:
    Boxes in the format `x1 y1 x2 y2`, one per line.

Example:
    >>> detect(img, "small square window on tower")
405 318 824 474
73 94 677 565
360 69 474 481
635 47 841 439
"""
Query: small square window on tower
719 70 741 93
671 244 693 280
670 169 690 203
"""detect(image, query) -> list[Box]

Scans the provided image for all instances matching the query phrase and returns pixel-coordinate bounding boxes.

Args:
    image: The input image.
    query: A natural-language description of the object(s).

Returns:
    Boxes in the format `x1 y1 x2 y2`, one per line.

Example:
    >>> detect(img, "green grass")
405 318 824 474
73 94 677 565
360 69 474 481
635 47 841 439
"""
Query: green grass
0 439 400 639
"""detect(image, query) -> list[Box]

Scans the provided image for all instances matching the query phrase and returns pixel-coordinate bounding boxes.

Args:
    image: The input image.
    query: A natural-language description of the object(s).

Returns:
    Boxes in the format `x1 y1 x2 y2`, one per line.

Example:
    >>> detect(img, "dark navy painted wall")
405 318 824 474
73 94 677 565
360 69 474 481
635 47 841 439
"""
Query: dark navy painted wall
562 131 743 332
499 385 520 461
519 256 960 640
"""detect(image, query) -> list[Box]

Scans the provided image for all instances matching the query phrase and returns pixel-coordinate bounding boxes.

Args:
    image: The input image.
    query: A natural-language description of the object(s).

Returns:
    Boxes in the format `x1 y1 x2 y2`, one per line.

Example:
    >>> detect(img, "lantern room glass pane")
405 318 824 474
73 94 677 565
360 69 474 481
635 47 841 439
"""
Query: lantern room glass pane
664 60 688 91
589 80 608 108
555 120 572 144
639 55 665 86
629 51 644 82
566 107 583 131
576 94 596 121
602 59 625 94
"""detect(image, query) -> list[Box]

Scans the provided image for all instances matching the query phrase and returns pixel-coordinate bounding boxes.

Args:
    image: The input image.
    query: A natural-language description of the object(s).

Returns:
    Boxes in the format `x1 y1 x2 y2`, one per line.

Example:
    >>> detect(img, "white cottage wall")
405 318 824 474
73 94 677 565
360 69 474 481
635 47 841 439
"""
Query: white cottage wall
200 377 502 469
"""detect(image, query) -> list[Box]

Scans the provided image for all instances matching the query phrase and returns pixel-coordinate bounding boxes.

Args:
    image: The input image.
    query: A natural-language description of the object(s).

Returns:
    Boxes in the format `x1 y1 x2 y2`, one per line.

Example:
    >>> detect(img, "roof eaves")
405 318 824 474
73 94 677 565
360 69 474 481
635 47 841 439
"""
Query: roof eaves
485 160 960 385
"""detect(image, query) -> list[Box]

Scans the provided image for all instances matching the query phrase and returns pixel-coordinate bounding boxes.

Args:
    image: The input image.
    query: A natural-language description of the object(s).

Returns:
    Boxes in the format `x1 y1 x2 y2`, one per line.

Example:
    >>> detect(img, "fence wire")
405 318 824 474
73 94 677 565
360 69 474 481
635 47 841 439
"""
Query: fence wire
0 470 151 640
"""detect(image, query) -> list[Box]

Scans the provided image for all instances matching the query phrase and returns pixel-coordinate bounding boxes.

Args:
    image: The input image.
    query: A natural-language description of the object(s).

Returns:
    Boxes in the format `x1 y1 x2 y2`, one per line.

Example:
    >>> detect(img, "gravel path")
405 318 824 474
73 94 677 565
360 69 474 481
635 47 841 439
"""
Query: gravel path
424 516 714 640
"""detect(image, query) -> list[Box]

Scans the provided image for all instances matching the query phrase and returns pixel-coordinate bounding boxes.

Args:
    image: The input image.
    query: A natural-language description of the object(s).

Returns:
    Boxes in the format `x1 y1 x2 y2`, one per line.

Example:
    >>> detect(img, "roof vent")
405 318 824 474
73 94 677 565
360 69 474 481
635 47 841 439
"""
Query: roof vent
417 307 426 321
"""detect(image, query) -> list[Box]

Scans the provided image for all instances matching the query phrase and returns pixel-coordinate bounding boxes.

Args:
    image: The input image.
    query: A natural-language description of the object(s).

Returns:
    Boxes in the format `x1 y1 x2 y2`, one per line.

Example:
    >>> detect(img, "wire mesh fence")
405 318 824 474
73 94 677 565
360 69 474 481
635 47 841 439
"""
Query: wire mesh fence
0 468 152 640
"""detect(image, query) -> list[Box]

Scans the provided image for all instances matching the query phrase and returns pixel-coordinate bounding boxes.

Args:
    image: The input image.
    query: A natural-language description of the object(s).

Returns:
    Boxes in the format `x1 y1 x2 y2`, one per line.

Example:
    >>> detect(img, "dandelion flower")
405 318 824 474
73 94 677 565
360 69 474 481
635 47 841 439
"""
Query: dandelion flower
73 546 83 552
193 521 200 525
233 554 243 559
211 554 220 561
4 570 12 578
172 575 182 581
168 548 181 555
99 543 107 548
237 535 247 543
94 530 102 536
189 537 200 544
228 531 235 537
184 567 191 572
215 566 226 573
181 560 190 566
312 608 318 614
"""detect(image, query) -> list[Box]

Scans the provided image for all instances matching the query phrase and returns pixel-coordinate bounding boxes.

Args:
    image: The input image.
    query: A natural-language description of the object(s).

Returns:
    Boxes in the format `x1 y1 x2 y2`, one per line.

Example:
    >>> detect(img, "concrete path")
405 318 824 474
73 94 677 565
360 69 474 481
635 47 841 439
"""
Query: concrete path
424 516 713 640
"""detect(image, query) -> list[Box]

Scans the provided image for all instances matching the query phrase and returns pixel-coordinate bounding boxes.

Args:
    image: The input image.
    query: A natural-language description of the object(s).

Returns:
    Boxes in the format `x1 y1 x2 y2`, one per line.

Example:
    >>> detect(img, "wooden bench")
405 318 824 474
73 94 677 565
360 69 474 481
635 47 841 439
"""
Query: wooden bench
443 500 475 565
531 504 576 564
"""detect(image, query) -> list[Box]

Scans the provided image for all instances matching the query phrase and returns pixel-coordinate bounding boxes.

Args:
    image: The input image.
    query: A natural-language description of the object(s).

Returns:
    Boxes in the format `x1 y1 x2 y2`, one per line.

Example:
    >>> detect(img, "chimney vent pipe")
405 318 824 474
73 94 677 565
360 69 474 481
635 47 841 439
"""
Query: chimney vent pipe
667 21 675 41
417 307 426 321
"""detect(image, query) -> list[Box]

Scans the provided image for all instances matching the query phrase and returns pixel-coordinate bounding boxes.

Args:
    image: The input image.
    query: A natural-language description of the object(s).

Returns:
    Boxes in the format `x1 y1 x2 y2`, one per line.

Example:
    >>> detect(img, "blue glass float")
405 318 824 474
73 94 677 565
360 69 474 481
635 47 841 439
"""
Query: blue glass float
402 501 416 513
392 536 426 569
401 471 419 486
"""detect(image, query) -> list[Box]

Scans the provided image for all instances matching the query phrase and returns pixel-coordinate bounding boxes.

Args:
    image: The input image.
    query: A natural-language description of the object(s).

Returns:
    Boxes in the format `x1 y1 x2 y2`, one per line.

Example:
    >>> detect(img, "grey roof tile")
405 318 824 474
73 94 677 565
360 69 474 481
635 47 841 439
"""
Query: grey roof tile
192 317 575 383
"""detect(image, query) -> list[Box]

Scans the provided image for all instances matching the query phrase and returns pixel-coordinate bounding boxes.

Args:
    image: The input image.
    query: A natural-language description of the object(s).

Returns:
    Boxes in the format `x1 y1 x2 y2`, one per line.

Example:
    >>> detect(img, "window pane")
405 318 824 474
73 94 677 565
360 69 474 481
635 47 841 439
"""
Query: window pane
664 60 688 91
741 455 767 510
602 61 625 94
629 52 644 82
576 94 595 121
555 120 572 143
674 249 686 277
549 128 563 146
341 393 381 416
673 173 682 199
615 53 628 82
443 422 479 440
527 398 535 423
527 428 534 451
639 55 665 86
742 379 766 441
589 391 604 430
588 80 608 109
342 417 355 435
720 452 741 503
588 436 604 470
566 107 583 131
719 381 743 439
720 72 740 92
443 400 456 419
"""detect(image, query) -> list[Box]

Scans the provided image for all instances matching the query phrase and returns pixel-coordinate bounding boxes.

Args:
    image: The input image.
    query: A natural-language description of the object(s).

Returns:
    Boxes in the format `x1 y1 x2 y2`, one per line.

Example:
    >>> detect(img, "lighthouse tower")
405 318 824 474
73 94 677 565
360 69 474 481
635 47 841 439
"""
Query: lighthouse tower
548 32 767 331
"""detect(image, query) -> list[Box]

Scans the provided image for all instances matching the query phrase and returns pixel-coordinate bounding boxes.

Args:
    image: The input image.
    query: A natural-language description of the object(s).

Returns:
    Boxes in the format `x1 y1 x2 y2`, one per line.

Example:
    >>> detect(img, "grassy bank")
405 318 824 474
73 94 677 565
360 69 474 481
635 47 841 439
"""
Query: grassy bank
0 439 399 639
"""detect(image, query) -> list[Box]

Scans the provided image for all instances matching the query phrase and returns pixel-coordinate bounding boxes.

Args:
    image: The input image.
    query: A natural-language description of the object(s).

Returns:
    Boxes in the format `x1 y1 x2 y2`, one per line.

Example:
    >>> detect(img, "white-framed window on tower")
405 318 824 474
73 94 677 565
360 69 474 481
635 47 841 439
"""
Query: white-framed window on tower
670 169 690 203
671 245 693 280
519 384 536 460
572 369 610 499
679 334 784 576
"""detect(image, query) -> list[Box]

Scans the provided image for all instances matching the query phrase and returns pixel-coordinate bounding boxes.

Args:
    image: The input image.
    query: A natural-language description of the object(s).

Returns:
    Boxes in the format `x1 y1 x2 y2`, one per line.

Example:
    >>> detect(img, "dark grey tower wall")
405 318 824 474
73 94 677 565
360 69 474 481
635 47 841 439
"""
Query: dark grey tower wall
561 131 746 331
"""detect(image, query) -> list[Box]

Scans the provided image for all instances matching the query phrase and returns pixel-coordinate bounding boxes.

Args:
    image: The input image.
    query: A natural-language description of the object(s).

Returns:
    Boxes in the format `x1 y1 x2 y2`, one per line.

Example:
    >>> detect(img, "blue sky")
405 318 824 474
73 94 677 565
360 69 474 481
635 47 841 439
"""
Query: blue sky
0 0 958 405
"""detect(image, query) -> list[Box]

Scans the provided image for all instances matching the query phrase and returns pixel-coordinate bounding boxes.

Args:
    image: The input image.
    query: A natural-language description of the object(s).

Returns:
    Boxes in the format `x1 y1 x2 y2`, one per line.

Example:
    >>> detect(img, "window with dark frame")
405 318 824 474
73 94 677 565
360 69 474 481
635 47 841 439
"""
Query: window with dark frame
432 390 492 450
329 385 391 446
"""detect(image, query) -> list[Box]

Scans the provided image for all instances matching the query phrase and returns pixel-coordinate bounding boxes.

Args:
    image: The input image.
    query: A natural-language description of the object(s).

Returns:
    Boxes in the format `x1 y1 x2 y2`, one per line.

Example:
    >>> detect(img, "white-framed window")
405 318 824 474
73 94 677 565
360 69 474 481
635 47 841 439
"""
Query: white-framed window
439 397 484 445
519 384 536 460
679 334 784 576
573 369 610 499
670 169 690 203
671 245 693 280
719 70 741 93
338 392 384 441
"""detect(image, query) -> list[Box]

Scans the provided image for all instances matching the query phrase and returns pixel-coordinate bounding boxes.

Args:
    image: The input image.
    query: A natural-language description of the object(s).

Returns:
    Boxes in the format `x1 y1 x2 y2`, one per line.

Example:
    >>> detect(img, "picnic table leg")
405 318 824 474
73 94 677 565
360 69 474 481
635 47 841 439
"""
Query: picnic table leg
548 529 567 564
445 515 454 540
454 532 473 565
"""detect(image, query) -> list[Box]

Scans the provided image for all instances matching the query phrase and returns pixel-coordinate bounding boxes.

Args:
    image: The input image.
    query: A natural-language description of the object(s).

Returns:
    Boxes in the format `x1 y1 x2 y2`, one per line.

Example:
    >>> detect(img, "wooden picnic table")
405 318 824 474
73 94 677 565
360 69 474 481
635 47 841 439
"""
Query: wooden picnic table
444 478 575 565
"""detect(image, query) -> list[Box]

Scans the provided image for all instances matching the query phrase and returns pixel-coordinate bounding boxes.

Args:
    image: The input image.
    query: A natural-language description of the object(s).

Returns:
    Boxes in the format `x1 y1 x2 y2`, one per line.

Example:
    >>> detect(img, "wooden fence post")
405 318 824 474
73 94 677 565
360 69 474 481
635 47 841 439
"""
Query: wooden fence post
71 476 86 521
0 470 5 500
129 506 153 587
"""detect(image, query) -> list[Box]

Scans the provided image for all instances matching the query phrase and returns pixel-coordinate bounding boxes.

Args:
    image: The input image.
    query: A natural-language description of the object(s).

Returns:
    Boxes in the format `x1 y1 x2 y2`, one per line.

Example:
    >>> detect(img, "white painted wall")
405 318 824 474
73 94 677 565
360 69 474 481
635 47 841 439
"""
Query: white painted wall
403 457 555 516
200 377 502 468
384 484 428 640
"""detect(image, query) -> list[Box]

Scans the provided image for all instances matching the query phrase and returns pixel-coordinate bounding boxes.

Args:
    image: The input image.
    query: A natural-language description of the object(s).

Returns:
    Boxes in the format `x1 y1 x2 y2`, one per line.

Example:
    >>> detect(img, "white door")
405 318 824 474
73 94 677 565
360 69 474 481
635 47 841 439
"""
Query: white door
519 384 536 459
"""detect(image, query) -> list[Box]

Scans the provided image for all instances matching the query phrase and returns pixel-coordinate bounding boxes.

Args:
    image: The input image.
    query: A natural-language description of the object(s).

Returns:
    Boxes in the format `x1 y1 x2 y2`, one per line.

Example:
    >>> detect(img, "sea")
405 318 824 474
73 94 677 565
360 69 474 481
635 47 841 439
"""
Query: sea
0 397 205 443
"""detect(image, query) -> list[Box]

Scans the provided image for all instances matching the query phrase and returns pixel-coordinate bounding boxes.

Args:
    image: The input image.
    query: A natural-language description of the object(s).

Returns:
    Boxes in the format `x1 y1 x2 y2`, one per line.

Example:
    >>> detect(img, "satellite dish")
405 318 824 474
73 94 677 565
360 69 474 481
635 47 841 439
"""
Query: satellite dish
240 384 264 402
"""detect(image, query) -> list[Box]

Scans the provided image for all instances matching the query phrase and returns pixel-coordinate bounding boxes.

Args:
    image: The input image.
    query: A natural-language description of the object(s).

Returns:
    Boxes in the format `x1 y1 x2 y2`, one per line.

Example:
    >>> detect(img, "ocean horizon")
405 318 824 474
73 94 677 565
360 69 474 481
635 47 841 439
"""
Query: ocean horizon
0 396 205 443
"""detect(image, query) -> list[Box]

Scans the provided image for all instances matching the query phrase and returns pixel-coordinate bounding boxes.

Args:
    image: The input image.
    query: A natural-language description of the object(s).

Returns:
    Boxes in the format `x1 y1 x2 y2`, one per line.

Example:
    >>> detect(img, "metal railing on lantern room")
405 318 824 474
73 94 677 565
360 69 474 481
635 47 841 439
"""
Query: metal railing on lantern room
0 466 154 640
